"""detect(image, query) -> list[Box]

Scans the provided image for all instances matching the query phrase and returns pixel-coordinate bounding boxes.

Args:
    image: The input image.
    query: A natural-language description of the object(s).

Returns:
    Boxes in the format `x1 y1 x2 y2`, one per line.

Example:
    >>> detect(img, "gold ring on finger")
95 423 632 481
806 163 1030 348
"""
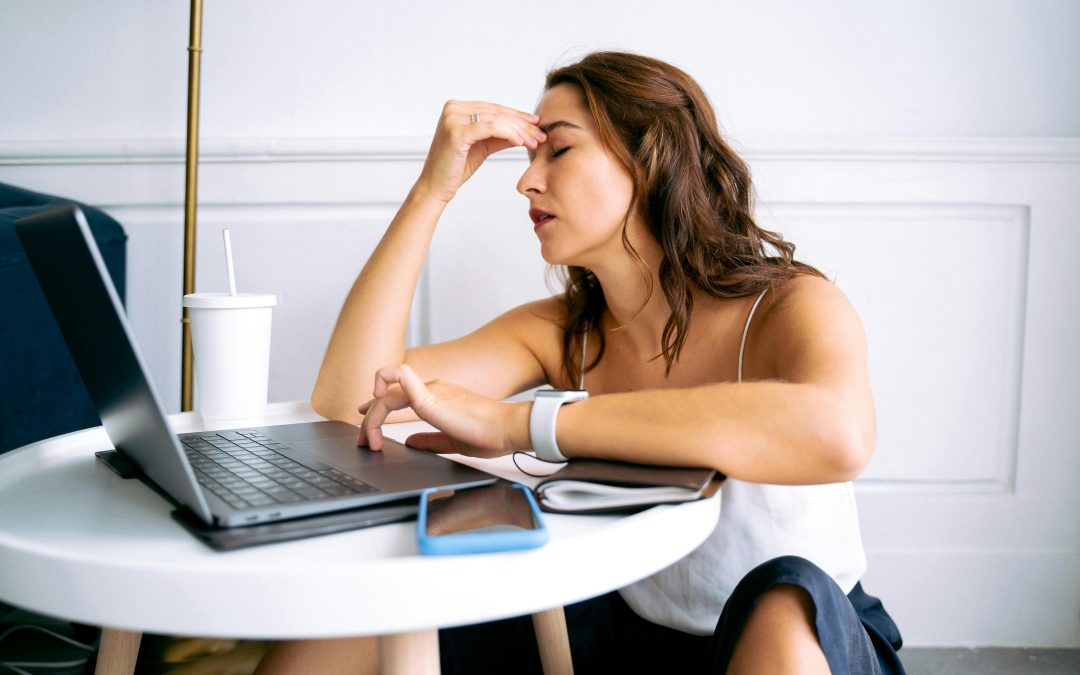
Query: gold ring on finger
470 112 481 125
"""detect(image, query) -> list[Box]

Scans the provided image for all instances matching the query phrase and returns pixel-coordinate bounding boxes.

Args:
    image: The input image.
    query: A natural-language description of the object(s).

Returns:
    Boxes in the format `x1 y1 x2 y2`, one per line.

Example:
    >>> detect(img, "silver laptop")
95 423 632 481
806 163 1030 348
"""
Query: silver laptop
14 205 494 528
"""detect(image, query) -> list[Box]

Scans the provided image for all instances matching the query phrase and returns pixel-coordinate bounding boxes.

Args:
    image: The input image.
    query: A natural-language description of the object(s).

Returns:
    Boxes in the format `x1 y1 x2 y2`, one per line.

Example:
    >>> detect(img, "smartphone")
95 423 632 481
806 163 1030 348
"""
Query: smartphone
417 481 548 555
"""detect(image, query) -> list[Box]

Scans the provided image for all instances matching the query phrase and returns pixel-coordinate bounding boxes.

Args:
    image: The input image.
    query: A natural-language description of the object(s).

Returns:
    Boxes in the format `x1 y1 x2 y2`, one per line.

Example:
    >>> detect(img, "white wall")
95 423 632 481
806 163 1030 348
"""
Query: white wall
3 0 1079 648
4 0 1080 142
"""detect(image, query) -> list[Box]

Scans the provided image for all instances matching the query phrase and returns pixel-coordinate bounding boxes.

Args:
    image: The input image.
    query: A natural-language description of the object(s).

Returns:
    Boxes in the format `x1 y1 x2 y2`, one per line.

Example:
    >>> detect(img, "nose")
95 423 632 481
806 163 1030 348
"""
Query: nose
516 159 546 197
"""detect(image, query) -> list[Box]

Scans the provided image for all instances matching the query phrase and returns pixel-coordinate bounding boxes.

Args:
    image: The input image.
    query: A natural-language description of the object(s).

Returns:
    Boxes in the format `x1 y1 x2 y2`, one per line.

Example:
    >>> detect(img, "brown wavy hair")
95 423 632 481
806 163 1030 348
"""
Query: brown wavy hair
545 51 823 385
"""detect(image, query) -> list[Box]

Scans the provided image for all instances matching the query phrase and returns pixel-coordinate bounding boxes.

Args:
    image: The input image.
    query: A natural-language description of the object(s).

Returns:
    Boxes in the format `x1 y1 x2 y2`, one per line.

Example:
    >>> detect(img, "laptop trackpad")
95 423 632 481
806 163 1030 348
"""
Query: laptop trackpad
288 437 467 492
289 439 391 469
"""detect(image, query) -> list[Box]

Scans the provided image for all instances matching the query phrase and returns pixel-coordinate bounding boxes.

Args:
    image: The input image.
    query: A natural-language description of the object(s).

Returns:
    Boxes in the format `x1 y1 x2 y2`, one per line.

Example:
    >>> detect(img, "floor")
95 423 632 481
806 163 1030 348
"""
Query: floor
901 648 1080 675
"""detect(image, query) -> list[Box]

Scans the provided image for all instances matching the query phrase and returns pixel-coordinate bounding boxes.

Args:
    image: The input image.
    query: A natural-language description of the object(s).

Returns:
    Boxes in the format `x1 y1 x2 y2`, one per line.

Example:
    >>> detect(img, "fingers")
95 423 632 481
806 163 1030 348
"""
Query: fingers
358 367 411 450
459 114 545 151
418 100 545 203
444 100 546 150
359 364 515 458
356 395 391 450
359 364 434 451
373 364 432 406
448 100 539 125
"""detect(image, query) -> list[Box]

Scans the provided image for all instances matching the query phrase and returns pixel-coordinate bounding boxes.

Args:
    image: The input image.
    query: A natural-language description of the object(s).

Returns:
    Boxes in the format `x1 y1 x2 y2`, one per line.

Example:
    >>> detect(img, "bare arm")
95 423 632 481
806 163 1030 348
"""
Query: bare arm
311 101 548 423
362 277 876 485
555 278 876 483
557 382 868 484
310 191 444 423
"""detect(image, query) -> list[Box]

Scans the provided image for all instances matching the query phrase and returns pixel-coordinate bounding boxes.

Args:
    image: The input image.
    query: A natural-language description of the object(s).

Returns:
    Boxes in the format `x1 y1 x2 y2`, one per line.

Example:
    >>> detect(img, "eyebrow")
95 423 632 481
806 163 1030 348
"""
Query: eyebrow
539 120 584 134
527 120 585 161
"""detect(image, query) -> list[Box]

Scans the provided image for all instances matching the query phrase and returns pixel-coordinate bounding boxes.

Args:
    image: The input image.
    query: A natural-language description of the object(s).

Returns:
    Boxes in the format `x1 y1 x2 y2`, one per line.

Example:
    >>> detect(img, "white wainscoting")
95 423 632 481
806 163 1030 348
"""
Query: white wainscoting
3 137 1078 647
761 202 1030 493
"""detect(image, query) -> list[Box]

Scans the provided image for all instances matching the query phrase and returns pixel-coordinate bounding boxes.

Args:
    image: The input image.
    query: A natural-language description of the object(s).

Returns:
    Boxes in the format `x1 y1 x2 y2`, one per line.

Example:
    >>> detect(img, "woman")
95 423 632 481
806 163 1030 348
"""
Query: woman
257 51 904 674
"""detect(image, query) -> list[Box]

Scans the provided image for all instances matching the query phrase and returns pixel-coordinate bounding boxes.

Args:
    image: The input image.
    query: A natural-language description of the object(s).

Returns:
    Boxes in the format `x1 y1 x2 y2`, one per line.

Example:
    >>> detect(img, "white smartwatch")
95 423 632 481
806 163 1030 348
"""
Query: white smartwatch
529 389 589 462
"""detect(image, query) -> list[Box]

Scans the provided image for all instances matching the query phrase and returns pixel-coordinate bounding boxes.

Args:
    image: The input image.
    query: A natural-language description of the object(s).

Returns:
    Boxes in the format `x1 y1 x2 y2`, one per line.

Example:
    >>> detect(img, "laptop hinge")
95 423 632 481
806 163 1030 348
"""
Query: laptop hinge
96 449 142 479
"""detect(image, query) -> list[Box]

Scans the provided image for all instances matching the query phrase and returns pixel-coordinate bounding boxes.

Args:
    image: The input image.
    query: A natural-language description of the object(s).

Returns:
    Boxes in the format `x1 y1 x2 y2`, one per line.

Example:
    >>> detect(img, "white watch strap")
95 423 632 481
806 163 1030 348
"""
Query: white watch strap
529 390 588 462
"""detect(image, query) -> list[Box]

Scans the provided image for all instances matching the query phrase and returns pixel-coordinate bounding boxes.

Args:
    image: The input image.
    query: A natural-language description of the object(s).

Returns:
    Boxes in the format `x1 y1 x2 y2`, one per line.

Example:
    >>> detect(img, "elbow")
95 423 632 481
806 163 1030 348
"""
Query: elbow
311 388 362 425
310 390 335 421
827 420 873 482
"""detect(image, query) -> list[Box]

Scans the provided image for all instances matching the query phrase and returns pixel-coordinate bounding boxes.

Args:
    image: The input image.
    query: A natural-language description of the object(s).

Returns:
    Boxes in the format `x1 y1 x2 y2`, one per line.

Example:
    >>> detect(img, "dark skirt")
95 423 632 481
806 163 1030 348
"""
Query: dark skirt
439 555 905 675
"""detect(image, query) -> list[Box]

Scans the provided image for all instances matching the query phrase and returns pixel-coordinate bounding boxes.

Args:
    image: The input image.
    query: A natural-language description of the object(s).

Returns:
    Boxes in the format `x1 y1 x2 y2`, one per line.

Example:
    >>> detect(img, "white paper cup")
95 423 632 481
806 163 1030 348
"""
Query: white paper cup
183 292 277 423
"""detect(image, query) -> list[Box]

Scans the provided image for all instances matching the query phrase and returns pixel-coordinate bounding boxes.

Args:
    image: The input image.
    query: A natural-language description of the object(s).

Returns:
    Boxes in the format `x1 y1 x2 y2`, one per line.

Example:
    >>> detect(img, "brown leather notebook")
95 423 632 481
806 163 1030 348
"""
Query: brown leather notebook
534 459 722 514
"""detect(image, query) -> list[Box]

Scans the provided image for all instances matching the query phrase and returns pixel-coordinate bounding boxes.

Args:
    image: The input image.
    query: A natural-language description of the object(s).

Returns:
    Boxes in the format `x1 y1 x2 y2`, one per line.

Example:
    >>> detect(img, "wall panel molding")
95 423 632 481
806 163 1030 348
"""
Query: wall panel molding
3 136 1079 167
760 202 1030 495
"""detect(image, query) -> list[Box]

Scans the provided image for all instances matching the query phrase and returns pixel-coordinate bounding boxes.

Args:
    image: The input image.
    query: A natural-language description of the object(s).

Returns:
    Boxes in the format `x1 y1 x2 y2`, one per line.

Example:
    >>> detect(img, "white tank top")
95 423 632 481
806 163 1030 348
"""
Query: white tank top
584 289 868 635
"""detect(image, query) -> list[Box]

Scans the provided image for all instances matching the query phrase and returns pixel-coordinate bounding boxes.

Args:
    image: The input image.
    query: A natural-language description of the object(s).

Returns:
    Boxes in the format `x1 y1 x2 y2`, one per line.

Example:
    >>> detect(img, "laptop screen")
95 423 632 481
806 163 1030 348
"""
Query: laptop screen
14 205 213 521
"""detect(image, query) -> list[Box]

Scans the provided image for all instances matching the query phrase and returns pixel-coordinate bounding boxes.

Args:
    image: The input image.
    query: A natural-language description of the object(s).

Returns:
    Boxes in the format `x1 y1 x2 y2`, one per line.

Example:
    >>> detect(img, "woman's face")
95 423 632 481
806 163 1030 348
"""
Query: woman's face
517 83 637 268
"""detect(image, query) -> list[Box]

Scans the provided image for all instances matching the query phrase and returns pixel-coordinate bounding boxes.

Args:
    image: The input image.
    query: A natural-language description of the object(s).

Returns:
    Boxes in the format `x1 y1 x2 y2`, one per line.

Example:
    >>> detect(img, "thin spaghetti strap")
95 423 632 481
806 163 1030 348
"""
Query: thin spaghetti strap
579 326 589 390
738 289 769 384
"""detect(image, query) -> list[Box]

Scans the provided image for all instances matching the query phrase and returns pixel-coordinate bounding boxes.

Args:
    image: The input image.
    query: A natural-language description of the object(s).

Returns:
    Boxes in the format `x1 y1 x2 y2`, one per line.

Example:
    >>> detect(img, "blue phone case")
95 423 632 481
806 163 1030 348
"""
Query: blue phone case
417 483 549 555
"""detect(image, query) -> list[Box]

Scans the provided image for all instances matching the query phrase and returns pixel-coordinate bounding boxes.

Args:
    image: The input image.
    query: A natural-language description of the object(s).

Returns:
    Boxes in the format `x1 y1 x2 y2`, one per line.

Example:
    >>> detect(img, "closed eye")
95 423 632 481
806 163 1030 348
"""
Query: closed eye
526 146 570 163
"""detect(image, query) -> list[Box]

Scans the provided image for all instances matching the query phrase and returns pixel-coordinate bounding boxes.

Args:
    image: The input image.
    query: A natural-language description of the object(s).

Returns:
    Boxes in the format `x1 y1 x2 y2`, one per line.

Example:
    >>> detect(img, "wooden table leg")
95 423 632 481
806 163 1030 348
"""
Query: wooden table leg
533 607 574 675
95 628 142 675
378 629 440 675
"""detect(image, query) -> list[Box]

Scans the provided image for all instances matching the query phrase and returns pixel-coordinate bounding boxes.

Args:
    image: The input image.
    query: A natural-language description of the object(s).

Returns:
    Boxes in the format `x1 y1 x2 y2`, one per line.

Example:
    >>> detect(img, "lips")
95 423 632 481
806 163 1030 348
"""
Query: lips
529 208 556 227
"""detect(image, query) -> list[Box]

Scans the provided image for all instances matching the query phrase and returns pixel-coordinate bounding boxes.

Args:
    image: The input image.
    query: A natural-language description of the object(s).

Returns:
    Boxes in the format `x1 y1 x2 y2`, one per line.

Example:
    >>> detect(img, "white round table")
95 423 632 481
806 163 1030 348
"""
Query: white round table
0 402 721 674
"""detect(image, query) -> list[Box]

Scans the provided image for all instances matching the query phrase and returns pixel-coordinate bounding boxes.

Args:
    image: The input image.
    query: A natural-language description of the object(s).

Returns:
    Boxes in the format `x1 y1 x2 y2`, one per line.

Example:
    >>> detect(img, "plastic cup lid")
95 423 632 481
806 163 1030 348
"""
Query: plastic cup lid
182 292 277 309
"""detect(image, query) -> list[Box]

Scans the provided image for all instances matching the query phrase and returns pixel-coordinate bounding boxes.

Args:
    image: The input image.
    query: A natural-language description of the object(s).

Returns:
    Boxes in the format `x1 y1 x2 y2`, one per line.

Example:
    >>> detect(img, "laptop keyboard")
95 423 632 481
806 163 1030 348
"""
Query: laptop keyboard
181 430 377 510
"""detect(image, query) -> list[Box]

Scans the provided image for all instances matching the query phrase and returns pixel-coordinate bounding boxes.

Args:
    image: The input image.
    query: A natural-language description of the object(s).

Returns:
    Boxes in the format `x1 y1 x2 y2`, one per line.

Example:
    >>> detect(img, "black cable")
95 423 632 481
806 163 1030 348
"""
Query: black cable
511 451 567 478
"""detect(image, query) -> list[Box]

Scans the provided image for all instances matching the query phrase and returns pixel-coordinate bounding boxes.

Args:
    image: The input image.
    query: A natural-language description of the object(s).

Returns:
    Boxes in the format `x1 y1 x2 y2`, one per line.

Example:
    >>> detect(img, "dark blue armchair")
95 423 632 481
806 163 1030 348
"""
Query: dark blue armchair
0 182 127 454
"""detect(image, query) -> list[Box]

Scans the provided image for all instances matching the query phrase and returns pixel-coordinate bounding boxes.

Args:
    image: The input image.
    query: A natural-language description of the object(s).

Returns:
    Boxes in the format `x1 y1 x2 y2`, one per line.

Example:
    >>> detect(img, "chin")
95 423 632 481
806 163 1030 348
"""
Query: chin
538 241 562 266
539 246 577 268
537 234 593 268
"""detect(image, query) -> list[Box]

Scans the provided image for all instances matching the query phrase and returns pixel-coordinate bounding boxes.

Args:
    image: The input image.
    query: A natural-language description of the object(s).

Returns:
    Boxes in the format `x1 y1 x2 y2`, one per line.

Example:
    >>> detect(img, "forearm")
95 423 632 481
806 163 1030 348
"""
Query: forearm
554 382 870 484
312 186 447 422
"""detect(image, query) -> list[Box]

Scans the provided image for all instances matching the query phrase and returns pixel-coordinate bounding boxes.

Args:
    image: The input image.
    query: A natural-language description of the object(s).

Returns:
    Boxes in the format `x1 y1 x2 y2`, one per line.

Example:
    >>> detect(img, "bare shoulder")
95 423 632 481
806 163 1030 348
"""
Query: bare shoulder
752 274 869 381
761 274 861 329
502 295 566 322
490 296 566 338
494 295 568 374
767 273 842 303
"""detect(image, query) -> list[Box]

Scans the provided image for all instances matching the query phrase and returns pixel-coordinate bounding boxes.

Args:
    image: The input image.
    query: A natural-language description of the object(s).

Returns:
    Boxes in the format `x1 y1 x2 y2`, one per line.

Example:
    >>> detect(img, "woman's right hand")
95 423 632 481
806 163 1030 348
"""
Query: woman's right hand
413 101 547 204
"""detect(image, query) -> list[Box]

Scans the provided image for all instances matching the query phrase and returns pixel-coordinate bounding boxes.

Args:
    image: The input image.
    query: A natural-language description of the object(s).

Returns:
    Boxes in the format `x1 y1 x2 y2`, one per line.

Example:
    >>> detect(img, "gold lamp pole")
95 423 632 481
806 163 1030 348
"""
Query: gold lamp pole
181 0 204 412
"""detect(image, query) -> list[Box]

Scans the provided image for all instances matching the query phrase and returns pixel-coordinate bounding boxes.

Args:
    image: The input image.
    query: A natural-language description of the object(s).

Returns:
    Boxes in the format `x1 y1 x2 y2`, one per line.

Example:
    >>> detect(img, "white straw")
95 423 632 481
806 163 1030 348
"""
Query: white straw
222 228 237 296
